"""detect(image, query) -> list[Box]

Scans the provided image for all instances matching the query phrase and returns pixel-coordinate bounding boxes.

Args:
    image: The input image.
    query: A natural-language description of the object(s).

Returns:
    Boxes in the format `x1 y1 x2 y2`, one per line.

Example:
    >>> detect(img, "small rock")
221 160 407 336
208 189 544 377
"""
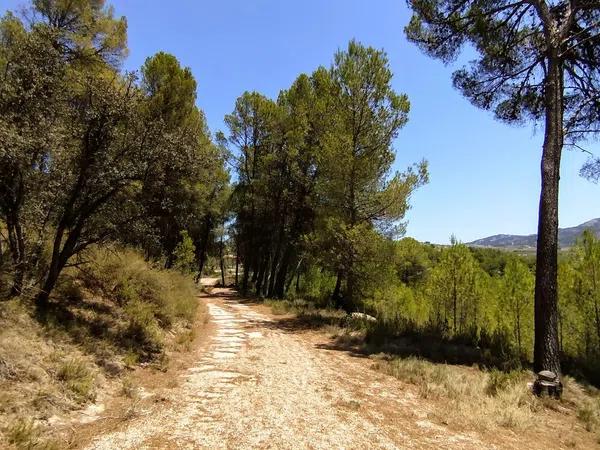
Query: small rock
100 359 125 376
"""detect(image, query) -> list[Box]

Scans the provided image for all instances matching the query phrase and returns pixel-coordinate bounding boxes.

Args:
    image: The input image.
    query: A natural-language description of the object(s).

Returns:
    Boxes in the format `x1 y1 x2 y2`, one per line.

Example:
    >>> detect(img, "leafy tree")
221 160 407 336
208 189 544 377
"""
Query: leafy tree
0 14 65 295
136 52 222 267
405 0 600 375
500 258 534 357
223 91 281 294
173 230 196 274
317 40 428 309
394 237 437 285
0 0 128 298
427 237 484 335
35 73 154 310
31 0 127 68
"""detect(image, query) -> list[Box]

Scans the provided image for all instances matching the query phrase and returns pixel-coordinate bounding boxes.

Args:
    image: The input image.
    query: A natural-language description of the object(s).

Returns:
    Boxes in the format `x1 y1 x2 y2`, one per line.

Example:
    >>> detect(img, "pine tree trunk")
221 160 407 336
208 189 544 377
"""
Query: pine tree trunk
8 216 26 296
533 55 563 376
274 246 292 298
194 215 212 283
331 270 343 308
255 256 267 297
235 245 239 287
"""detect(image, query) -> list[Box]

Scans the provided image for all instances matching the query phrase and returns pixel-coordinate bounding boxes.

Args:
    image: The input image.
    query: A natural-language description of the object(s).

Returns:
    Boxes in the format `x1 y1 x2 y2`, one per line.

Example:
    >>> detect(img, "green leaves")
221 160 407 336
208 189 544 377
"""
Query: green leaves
223 40 428 304
406 0 600 133
0 2 228 304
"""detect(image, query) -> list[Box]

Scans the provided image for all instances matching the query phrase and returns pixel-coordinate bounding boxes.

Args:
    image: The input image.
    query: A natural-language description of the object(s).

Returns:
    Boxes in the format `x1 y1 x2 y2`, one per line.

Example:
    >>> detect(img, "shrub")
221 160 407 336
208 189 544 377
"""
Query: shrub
83 246 198 330
5 418 59 450
486 370 522 396
123 299 163 357
56 358 96 403
577 400 600 432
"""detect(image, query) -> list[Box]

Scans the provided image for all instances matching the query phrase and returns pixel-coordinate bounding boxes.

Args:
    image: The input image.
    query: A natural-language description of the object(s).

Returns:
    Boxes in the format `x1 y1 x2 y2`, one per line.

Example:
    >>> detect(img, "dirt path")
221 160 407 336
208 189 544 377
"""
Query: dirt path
84 288 497 449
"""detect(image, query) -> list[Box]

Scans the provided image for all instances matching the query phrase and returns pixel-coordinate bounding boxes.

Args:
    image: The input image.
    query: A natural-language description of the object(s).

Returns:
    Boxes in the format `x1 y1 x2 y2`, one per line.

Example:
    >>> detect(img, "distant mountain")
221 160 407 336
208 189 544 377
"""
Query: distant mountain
468 218 600 249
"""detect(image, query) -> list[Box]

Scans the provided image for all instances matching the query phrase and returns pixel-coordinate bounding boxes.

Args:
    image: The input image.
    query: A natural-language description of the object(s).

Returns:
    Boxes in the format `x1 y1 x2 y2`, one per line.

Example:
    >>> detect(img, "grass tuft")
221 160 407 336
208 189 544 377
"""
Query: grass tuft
55 358 96 403
6 418 60 450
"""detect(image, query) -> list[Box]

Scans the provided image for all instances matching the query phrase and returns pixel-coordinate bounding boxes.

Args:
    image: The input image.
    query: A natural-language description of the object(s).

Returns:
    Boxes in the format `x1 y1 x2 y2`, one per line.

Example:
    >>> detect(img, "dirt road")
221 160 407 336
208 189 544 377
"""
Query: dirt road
84 288 493 449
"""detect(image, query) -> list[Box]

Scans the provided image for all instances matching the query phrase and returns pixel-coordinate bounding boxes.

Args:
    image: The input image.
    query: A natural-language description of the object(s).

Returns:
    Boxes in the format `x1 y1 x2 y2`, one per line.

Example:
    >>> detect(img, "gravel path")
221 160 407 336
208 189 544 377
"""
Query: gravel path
85 288 489 449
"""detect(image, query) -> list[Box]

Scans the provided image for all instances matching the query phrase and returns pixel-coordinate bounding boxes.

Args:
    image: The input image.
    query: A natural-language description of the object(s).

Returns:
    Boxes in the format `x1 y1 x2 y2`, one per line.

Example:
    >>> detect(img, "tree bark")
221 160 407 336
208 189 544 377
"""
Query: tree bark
274 245 292 298
533 54 563 376
7 214 26 296
219 231 225 286
255 255 267 297
331 270 343 308
241 256 250 295
194 215 212 283
235 240 239 287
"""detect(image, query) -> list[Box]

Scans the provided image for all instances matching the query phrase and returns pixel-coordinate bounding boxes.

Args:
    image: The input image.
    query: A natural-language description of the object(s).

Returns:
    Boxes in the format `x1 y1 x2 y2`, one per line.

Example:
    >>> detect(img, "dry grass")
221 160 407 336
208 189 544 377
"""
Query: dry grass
54 357 96 404
372 355 600 440
5 418 60 450
0 246 206 448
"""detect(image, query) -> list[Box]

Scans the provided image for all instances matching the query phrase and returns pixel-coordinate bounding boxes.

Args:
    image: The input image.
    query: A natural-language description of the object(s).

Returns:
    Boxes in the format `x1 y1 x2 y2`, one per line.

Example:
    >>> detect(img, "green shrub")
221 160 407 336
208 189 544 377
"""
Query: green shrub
124 299 163 357
56 358 96 403
84 247 198 328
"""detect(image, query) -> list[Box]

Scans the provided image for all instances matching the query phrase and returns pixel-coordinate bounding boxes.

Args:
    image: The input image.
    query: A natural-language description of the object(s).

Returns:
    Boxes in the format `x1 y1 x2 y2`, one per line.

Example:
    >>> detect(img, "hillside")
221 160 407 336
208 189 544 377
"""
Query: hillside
469 218 600 248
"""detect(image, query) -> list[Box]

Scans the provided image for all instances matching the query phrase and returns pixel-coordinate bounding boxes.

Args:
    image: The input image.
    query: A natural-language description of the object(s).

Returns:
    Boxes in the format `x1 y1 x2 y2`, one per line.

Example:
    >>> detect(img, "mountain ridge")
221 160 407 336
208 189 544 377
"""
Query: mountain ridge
468 218 600 248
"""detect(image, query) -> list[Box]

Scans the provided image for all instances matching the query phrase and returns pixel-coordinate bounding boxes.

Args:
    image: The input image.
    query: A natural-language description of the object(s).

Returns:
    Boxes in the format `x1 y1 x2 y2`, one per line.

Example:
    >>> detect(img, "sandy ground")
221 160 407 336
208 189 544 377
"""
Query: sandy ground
82 287 505 450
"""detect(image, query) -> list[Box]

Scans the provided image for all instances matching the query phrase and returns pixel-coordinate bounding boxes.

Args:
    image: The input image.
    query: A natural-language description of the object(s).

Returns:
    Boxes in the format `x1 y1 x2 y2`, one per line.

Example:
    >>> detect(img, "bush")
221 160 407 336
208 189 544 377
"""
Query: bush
55 358 96 403
84 247 198 327
6 418 60 450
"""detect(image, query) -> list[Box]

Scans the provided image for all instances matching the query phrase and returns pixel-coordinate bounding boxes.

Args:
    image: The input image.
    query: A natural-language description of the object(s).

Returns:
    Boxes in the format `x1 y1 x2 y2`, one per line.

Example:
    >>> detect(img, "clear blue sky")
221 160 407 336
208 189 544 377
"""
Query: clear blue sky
3 0 598 243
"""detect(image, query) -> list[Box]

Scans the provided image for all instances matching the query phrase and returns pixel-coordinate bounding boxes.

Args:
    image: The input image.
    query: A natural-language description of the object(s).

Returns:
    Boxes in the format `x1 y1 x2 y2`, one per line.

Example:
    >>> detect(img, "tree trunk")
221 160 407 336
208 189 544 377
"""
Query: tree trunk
254 254 267 297
235 243 239 287
35 220 80 314
241 257 250 295
219 233 225 286
274 245 292 299
7 215 26 296
194 215 212 283
533 55 563 376
331 270 343 308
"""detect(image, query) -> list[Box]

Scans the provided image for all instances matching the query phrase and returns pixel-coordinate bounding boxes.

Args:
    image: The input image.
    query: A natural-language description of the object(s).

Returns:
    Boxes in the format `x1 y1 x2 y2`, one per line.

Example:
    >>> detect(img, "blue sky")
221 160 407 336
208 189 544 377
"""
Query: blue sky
3 0 598 243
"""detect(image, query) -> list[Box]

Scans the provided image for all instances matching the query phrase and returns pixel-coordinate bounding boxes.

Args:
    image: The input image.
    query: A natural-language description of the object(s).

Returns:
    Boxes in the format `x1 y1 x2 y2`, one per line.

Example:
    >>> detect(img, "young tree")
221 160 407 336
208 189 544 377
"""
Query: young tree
427 238 482 335
501 258 535 356
318 40 428 309
405 0 600 375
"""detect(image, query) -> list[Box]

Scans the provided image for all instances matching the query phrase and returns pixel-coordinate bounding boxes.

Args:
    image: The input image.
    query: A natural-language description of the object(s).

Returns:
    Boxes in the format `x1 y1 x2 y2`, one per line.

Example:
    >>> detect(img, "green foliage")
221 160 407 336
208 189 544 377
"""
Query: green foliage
225 40 428 306
173 231 196 274
426 238 486 335
0 3 229 308
558 230 600 384
76 247 198 358
498 258 534 358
